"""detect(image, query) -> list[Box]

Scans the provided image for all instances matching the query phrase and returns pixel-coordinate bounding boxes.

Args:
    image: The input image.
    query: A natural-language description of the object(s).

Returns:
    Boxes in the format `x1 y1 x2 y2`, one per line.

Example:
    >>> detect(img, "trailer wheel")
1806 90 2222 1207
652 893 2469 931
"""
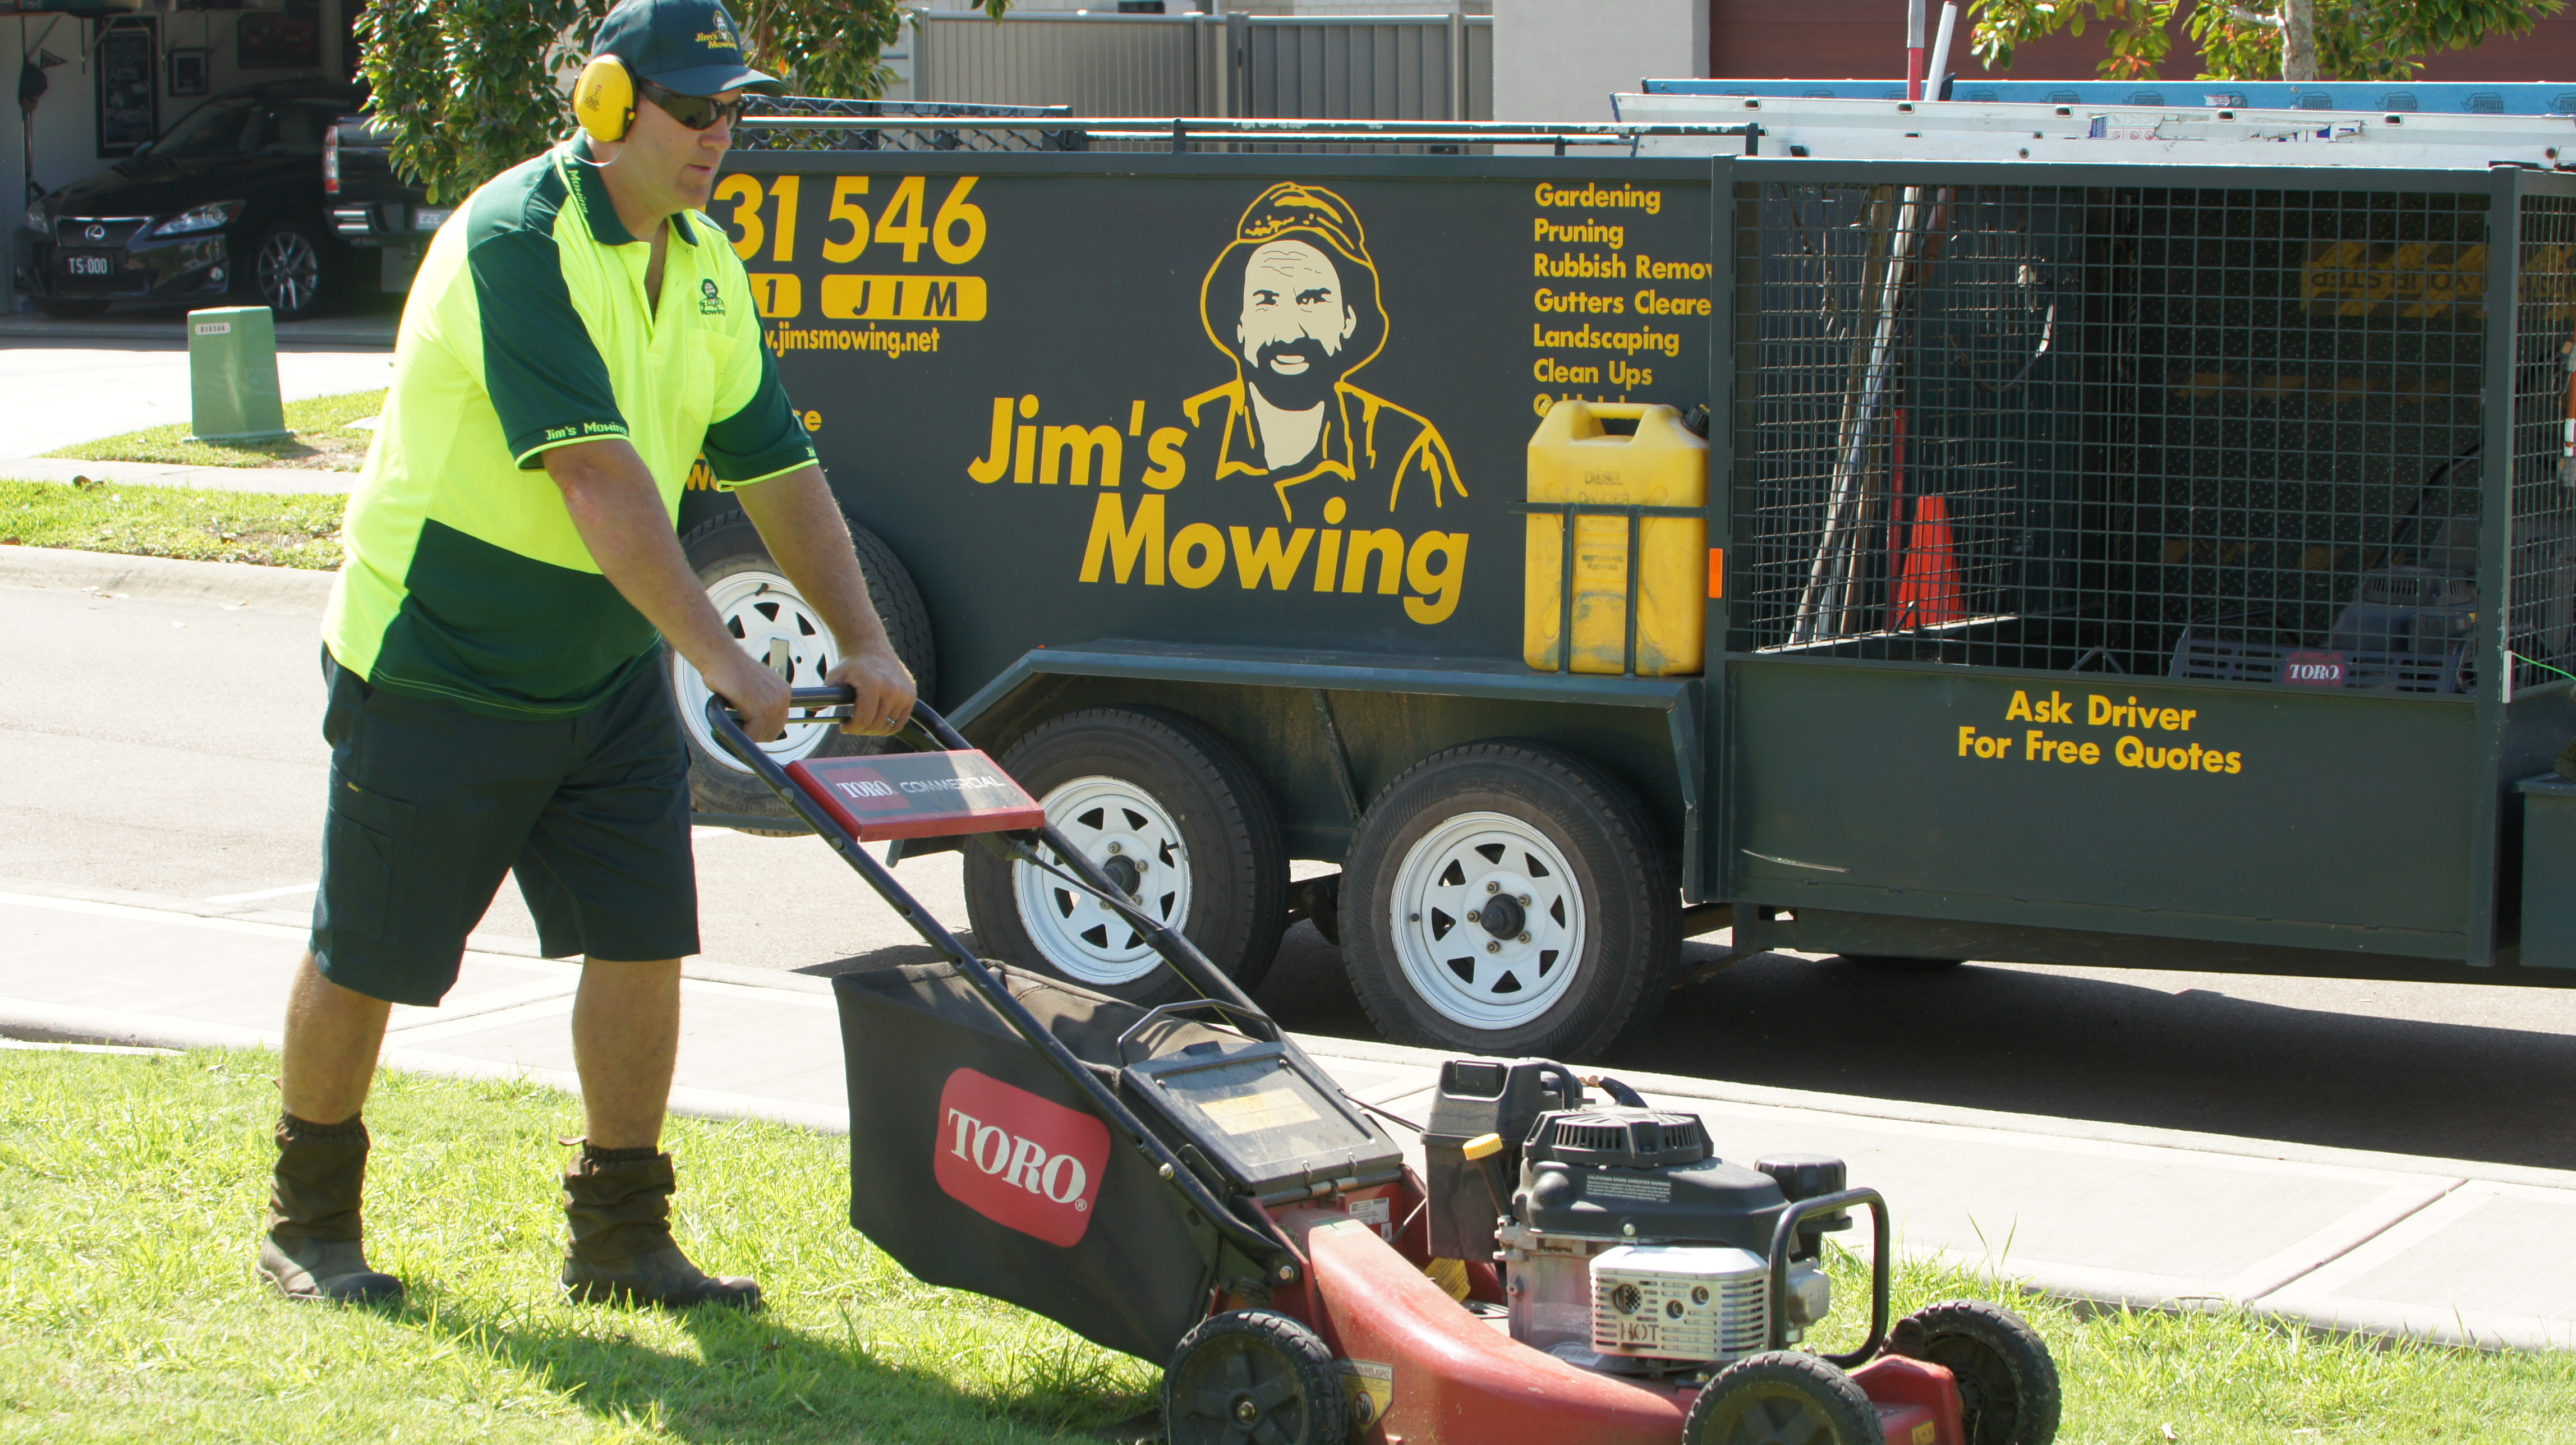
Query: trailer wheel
1344 742 1677 1060
1683 1351 1881 1445
670 509 936 835
963 708 1287 1002
1162 1309 1350 1445
1890 1300 2061 1445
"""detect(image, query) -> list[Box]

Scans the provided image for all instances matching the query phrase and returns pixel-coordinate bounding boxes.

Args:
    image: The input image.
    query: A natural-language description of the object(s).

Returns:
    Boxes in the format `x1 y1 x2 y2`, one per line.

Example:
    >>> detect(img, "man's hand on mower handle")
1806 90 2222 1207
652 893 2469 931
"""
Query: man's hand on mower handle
706 652 794 743
827 642 917 738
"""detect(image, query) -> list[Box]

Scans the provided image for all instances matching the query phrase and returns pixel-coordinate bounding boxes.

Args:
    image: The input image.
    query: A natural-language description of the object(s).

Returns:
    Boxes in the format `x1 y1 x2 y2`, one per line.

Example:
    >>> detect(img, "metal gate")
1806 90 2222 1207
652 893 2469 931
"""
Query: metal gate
908 8 1491 122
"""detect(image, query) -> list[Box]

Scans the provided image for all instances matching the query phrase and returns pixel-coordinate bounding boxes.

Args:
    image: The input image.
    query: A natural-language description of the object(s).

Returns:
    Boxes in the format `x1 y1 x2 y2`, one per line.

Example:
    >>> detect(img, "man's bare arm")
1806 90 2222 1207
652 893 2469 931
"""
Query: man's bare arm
731 464 917 735
542 438 792 740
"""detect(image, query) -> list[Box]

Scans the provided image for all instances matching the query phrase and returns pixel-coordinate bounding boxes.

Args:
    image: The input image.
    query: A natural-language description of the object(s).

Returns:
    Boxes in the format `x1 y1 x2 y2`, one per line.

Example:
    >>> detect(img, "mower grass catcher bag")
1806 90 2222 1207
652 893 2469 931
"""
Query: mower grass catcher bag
831 960 1229 1363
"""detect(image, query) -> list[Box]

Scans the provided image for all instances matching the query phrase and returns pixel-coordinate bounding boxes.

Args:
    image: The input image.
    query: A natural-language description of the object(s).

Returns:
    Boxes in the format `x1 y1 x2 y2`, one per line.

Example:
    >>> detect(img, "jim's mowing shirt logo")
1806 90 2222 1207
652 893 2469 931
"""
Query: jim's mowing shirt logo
699 277 725 316
933 1067 1110 1247
963 182 1473 625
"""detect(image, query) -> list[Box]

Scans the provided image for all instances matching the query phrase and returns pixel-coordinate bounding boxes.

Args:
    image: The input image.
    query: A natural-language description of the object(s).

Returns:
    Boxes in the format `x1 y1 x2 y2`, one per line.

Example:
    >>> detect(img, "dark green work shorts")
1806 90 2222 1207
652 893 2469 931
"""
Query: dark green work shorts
309 648 698 1006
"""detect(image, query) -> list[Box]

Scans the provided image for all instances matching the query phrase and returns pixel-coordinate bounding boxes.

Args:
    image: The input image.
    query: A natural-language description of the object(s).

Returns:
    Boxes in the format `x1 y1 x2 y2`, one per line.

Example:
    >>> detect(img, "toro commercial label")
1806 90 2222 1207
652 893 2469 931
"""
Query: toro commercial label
933 1067 1110 1248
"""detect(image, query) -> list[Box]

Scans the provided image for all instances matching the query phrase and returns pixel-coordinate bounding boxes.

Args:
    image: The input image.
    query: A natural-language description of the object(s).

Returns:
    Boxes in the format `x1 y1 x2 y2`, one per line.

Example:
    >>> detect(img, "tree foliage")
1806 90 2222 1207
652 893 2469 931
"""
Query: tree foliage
355 0 1010 205
1967 0 2565 82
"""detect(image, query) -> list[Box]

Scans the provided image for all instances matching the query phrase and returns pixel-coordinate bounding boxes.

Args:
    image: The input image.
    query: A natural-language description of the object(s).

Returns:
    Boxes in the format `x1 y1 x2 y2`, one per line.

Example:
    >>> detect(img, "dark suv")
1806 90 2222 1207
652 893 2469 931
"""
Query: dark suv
12 79 364 320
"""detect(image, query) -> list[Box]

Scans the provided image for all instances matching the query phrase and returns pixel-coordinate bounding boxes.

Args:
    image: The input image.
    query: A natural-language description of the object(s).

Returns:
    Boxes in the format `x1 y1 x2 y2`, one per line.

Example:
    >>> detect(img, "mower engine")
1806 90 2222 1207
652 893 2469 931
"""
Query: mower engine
1427 1059 1849 1375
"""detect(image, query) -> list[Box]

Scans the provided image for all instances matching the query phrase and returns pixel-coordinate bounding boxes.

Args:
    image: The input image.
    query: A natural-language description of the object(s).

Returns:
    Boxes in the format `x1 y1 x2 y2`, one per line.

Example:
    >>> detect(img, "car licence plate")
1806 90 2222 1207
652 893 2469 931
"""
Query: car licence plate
62 252 114 277
412 207 452 232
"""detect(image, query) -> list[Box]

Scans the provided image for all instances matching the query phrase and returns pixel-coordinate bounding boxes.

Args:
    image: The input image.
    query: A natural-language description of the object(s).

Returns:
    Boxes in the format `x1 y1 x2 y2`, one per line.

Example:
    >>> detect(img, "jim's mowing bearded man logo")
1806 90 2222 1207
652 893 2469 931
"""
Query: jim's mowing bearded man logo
1183 183 1465 526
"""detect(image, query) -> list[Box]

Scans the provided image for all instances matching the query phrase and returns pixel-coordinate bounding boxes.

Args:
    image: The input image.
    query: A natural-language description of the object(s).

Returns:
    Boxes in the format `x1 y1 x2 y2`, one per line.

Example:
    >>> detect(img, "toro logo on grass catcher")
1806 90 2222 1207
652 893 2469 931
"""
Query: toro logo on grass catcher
933 1068 1110 1247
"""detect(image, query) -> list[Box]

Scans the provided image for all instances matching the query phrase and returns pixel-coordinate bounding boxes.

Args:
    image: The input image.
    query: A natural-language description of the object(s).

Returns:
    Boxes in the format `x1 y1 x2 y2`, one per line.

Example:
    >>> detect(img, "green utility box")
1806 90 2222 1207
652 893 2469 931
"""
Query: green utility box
2518 775 2576 969
186 305 288 443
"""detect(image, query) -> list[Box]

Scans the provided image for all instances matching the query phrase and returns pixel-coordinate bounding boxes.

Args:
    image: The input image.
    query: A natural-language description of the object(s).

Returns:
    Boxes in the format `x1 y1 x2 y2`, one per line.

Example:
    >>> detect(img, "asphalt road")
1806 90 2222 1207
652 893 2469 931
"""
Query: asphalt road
6 555 2573 1172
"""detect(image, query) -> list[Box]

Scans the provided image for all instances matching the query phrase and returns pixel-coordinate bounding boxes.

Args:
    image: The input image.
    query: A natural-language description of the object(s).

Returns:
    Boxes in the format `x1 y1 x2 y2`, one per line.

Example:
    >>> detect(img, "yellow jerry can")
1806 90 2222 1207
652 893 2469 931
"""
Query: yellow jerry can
1524 401 1708 675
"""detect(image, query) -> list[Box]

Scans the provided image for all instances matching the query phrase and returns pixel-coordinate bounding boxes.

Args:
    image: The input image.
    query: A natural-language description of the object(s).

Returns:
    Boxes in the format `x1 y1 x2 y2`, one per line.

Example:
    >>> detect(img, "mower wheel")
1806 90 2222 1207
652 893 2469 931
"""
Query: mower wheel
1162 1308 1350 1445
1685 1351 1880 1445
1344 742 1677 1060
963 707 1287 1003
669 509 936 835
1889 1300 2061 1445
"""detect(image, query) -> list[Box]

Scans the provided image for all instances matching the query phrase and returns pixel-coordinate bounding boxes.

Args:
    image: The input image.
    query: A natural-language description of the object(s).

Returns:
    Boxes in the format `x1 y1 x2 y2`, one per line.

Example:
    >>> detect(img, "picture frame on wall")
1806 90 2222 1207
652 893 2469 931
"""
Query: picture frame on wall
238 6 322 70
95 20 159 159
169 47 211 99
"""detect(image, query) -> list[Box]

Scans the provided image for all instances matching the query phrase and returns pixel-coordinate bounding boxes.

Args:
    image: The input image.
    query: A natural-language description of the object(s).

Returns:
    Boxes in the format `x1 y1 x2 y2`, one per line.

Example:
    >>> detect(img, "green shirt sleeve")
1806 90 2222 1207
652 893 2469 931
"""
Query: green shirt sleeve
467 228 629 468
701 337 815 485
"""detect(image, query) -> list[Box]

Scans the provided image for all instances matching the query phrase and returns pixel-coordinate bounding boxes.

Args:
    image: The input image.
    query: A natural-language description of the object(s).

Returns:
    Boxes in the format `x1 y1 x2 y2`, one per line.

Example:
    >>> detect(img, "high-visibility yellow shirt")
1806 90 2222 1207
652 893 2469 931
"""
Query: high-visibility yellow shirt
324 135 812 720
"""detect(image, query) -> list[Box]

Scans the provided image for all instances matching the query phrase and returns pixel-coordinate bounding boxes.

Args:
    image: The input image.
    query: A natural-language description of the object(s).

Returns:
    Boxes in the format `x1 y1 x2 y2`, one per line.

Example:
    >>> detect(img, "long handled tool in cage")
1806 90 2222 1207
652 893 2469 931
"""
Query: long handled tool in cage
1792 187 1928 645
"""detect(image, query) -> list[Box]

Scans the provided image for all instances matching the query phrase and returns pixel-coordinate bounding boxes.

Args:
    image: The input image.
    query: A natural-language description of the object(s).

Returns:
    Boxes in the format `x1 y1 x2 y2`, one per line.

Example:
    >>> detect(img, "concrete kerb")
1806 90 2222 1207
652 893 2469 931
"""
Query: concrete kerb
0 544 337 613
10 889 2573 1355
0 456 358 495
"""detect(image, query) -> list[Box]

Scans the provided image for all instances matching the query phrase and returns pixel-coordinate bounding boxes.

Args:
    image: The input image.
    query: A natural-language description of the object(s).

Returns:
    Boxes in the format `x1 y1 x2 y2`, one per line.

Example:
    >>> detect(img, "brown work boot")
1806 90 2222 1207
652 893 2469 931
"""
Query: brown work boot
560 1145 762 1311
257 1112 403 1306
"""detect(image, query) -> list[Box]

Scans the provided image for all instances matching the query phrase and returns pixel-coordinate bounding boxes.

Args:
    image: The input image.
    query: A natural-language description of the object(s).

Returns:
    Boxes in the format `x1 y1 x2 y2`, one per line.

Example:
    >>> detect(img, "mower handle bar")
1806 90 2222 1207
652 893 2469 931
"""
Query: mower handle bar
1767 1186 1889 1367
700 687 1313 1279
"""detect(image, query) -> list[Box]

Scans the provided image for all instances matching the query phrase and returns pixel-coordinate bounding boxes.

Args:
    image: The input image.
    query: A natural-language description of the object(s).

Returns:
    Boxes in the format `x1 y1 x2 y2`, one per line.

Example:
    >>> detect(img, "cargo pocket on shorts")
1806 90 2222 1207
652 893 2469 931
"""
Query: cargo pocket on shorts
319 776 416 945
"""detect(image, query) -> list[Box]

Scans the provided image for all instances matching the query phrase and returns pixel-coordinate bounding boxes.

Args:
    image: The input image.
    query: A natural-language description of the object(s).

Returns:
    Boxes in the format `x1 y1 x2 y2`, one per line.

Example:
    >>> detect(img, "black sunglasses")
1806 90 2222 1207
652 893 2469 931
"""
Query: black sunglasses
638 77 747 132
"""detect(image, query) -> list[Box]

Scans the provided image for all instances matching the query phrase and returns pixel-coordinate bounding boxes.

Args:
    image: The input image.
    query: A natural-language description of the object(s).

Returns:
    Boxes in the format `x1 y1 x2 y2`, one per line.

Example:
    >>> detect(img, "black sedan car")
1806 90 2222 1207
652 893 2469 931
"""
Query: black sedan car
13 79 364 321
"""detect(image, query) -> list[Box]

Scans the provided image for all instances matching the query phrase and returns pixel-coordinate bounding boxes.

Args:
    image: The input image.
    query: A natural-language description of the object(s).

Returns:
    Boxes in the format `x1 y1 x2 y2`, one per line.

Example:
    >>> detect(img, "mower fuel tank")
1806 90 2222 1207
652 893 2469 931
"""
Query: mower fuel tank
1120 1036 1401 1200
1423 1057 1581 1262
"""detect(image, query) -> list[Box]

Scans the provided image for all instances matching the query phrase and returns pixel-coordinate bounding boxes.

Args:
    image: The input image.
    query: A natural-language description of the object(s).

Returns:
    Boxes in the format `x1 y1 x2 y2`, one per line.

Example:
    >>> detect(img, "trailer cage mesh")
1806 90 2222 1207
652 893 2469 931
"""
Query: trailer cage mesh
1729 168 2576 698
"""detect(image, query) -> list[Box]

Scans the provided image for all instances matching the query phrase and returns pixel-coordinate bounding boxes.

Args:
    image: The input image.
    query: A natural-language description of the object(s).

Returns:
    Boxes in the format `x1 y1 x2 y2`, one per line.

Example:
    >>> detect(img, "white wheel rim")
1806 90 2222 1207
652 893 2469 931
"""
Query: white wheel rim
675 568 841 774
1387 811 1585 1030
1013 775 1191 986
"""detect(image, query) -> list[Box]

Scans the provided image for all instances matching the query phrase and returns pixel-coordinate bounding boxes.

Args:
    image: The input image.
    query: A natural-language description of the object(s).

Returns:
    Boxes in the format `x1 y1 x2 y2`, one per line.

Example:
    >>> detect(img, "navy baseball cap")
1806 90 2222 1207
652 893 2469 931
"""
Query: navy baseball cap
594 0 785 96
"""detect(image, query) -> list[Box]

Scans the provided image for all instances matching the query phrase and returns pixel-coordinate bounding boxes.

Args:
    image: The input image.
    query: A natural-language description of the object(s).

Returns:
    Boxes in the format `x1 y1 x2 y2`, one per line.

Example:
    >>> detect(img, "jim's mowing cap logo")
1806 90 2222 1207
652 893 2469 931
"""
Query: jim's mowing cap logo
933 1068 1110 1247
700 277 724 315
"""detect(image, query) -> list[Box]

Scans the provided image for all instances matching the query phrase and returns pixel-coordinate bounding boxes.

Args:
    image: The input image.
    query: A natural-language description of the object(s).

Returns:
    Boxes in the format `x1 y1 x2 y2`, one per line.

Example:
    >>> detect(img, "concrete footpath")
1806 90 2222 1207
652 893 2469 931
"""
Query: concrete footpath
7 878 2573 1355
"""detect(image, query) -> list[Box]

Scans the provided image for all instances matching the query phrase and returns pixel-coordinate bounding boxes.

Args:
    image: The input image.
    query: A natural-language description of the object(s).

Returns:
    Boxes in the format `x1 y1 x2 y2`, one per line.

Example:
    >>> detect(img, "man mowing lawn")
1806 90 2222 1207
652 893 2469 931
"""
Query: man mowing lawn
263 0 914 1310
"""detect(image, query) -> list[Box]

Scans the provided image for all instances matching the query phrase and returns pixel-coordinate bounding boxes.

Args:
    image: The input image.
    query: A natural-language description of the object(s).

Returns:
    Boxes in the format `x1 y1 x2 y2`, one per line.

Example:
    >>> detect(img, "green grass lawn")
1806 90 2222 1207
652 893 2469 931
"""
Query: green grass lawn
0 479 346 569
44 389 387 471
2 1046 2569 1444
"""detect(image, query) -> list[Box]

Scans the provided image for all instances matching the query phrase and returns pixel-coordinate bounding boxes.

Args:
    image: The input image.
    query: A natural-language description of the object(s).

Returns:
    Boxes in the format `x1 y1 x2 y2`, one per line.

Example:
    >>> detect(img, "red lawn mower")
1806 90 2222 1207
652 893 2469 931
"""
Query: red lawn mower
710 689 2060 1445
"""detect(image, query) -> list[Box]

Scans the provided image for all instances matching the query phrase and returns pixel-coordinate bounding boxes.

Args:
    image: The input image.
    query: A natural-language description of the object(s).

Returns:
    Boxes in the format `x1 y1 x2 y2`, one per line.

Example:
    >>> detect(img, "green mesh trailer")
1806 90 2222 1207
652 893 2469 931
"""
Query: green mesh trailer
671 103 2576 1061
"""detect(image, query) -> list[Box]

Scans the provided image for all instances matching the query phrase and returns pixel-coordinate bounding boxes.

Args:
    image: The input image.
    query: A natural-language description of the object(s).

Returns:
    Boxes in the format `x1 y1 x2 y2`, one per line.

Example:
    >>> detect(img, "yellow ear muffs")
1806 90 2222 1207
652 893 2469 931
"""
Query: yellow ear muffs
574 56 635 144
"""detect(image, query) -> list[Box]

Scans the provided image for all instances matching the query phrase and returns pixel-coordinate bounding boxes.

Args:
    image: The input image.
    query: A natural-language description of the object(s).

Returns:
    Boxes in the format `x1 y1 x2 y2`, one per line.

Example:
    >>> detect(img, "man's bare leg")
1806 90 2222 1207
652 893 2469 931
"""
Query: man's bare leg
280 952 391 1123
262 953 402 1304
571 956 682 1148
560 956 758 1309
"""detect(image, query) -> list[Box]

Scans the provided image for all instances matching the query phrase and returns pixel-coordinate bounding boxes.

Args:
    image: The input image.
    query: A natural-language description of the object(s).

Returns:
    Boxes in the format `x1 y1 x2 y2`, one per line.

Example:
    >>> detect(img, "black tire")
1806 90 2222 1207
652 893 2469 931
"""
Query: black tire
1342 742 1677 1060
669 509 936 834
252 224 329 320
1890 1300 2061 1445
1162 1309 1350 1445
963 708 1286 1004
1685 1351 1882 1445
34 297 109 320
